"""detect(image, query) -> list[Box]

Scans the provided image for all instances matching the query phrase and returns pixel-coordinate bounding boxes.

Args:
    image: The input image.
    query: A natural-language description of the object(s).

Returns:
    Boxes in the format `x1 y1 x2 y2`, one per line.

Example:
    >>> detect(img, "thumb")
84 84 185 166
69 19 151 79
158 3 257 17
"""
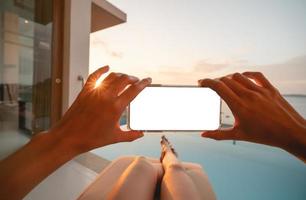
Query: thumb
116 130 144 143
201 128 237 140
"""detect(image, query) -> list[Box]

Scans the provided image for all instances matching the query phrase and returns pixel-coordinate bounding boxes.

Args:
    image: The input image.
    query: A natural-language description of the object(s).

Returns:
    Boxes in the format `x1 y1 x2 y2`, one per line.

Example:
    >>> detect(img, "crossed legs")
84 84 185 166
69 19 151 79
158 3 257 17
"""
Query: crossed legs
107 156 162 200
78 137 216 200
160 136 216 200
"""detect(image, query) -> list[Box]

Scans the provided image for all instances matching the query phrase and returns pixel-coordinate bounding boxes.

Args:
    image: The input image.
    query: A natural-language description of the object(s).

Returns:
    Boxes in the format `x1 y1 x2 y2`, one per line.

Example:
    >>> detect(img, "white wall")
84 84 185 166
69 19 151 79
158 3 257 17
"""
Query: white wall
62 0 126 114
62 0 92 113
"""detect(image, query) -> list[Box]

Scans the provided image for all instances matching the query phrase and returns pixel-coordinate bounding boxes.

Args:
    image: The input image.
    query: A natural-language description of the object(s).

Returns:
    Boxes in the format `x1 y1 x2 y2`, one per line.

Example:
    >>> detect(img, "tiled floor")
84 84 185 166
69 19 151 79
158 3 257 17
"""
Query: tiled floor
0 129 110 200
75 152 111 173
0 130 29 160
23 152 111 200
0 103 30 160
24 160 98 200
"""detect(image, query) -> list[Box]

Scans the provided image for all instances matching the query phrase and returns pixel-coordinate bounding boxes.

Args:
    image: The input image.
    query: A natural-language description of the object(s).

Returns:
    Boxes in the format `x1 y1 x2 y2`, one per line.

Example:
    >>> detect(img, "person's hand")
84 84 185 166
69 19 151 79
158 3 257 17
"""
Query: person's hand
52 66 152 153
0 66 151 200
199 72 306 160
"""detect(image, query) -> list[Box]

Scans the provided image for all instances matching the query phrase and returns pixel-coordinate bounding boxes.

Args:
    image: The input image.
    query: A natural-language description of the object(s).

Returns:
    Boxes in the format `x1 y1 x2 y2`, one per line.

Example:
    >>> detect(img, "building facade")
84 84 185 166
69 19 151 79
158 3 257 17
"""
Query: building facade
0 0 126 158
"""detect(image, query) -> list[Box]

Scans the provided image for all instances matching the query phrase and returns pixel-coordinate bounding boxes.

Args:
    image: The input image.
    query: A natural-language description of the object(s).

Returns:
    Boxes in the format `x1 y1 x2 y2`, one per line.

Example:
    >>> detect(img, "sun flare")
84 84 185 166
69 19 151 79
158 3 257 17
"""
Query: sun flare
95 75 104 88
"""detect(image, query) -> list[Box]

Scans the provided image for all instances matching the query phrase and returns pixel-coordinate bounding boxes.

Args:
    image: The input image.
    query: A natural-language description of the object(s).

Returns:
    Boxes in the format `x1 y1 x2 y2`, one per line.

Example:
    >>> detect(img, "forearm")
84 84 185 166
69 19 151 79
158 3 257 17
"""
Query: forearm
0 130 80 200
284 123 306 163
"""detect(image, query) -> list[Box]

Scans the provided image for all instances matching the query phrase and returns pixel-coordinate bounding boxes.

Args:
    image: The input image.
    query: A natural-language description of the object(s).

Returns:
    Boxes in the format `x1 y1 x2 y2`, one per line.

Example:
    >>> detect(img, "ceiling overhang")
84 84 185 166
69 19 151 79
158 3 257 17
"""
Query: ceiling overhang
91 0 127 33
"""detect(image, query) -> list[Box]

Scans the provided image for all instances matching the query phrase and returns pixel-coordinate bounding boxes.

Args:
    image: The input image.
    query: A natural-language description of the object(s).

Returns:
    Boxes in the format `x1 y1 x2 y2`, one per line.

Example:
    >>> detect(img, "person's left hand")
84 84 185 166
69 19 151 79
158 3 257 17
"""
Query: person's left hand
52 66 151 153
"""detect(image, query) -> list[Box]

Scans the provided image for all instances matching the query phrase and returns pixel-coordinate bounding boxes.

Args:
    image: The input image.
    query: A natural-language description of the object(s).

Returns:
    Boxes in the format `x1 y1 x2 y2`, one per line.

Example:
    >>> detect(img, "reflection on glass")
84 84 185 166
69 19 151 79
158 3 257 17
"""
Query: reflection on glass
0 0 53 159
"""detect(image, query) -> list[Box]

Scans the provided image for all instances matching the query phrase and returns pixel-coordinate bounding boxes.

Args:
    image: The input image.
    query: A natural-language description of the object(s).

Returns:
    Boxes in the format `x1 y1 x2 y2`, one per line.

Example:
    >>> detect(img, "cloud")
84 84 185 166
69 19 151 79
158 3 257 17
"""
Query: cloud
146 55 306 94
147 60 233 84
193 60 228 73
242 55 306 83
192 58 249 75
254 55 306 94
160 59 233 75
91 38 124 59
111 51 124 58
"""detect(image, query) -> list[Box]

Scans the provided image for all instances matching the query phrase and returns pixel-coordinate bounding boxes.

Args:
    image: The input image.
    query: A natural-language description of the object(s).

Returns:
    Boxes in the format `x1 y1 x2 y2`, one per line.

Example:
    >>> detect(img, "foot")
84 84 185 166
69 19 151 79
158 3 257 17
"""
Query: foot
160 135 178 162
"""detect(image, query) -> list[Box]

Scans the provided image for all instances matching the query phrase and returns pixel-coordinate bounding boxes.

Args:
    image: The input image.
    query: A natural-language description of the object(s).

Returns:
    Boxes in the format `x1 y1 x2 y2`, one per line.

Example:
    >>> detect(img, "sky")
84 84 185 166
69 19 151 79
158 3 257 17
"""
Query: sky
90 0 306 94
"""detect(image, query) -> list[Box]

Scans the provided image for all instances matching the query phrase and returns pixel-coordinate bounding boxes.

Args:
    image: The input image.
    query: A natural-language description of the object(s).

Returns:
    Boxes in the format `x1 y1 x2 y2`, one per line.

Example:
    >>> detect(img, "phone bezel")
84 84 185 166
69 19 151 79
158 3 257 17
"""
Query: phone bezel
127 84 222 132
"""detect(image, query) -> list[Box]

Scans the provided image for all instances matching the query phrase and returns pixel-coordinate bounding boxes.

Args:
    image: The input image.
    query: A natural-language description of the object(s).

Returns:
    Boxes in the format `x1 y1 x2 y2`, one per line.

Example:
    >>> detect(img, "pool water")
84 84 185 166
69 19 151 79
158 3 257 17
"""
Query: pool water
92 95 306 200
92 133 306 200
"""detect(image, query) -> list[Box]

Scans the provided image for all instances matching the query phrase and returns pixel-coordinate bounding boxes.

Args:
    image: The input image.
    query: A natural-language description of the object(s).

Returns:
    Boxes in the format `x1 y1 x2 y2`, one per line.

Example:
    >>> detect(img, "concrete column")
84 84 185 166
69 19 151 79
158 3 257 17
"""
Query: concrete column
62 0 91 113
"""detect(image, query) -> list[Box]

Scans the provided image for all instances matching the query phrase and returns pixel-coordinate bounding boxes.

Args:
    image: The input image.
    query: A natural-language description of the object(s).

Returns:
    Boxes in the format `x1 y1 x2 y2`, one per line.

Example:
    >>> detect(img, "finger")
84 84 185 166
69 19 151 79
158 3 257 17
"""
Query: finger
220 76 253 97
115 130 144 143
110 74 140 95
117 78 152 108
87 66 109 82
78 66 110 98
201 128 237 140
102 72 124 86
199 78 241 111
242 72 274 90
231 73 263 93
85 66 109 89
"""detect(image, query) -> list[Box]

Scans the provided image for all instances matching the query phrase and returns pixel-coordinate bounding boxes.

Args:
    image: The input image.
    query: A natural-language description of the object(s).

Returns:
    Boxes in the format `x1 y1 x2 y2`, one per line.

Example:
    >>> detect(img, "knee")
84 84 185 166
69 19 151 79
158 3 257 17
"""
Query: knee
165 163 184 171
183 163 203 170
134 156 146 161
131 156 155 172
134 156 149 165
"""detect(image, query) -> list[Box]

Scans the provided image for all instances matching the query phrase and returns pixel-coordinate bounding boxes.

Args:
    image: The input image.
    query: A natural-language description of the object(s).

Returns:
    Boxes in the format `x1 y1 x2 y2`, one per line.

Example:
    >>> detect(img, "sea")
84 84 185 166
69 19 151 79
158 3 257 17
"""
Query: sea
93 95 306 200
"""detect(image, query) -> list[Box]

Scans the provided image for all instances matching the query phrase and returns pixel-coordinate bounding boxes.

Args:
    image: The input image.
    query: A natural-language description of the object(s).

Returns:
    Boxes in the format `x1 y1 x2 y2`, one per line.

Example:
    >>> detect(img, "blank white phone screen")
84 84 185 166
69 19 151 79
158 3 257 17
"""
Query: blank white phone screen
128 87 221 131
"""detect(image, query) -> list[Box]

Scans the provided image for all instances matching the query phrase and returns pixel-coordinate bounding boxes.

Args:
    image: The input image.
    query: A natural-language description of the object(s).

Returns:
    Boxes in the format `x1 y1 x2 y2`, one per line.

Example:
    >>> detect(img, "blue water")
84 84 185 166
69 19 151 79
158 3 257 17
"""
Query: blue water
92 95 306 200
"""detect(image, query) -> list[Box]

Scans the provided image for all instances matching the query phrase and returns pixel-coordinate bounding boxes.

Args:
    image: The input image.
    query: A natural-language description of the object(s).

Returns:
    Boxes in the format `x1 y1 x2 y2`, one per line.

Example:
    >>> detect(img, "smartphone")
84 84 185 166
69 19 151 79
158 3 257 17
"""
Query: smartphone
128 85 221 131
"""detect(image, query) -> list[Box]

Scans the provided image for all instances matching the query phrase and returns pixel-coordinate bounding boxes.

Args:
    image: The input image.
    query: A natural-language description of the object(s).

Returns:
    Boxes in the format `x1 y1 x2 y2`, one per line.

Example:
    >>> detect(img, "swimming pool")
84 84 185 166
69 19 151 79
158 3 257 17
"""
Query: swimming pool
92 96 306 200
92 133 306 200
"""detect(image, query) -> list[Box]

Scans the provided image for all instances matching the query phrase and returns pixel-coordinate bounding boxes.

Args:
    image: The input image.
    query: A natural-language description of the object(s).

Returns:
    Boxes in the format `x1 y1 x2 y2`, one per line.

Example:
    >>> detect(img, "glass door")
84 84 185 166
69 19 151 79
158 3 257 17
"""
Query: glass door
0 0 55 159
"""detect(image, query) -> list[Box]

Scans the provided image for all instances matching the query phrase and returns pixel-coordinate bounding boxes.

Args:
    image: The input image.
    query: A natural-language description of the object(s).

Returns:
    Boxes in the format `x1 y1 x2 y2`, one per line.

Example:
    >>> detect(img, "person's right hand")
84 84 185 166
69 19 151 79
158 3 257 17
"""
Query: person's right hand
51 66 152 153
199 72 306 161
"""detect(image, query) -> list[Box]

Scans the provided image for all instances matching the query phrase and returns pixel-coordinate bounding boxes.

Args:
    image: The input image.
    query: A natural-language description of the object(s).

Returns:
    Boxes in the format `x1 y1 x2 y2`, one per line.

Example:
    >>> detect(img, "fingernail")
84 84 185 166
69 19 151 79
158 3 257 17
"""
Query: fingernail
201 133 213 139
199 78 211 82
101 65 109 70
226 74 233 78
130 76 139 81
145 77 152 83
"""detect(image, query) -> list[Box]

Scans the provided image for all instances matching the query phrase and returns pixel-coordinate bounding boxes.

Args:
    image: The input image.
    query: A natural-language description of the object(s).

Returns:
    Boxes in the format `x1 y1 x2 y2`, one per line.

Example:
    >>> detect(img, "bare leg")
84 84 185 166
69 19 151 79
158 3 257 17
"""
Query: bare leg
107 156 162 200
78 156 162 200
182 163 216 200
160 136 216 200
